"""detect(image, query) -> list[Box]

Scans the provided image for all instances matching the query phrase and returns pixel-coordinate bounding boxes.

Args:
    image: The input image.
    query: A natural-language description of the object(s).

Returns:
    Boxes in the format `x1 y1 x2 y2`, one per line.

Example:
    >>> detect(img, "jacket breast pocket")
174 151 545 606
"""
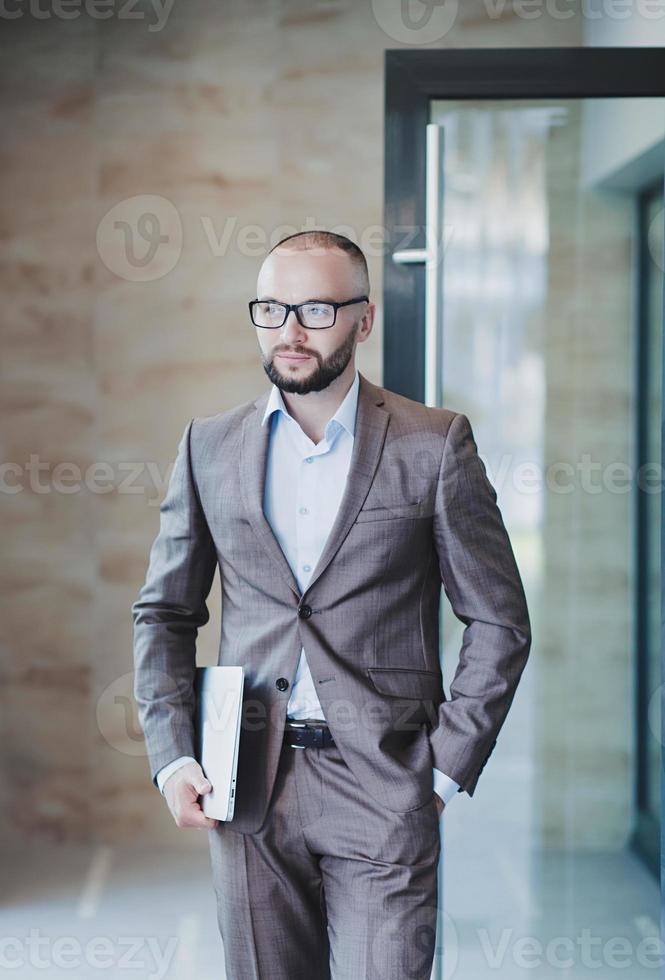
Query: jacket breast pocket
354 500 425 523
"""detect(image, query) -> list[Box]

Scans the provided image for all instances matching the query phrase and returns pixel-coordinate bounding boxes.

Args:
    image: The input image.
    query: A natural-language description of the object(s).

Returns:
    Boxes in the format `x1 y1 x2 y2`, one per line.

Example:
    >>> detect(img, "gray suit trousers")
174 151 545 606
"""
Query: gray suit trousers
207 736 441 980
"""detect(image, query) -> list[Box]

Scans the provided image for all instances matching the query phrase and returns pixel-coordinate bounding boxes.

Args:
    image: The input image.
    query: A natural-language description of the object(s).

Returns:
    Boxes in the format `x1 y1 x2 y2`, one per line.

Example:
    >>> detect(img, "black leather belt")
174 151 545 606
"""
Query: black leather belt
283 719 336 749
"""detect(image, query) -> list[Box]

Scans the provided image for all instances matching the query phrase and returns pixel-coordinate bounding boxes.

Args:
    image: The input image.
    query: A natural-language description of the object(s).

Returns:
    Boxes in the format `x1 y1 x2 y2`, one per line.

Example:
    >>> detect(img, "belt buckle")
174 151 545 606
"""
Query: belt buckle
286 720 307 749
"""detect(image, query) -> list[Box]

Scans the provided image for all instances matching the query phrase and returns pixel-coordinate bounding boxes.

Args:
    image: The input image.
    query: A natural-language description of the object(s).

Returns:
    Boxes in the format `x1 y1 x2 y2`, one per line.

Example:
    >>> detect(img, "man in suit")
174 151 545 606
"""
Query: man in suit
132 230 531 979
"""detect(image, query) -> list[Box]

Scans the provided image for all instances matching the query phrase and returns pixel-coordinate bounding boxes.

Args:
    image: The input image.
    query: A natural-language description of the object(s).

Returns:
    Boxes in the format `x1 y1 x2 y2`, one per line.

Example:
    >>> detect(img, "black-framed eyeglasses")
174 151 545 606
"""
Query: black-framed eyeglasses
248 296 369 329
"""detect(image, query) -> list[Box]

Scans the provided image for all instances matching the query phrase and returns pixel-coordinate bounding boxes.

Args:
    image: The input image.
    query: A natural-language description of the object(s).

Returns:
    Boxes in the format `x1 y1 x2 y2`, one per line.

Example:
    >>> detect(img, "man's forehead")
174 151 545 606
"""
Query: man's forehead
258 248 354 289
260 247 350 271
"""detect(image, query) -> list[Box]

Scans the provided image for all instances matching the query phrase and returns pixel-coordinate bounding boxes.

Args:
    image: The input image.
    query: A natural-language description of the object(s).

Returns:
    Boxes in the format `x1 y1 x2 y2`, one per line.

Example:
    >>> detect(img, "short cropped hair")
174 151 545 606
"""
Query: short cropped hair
267 230 370 296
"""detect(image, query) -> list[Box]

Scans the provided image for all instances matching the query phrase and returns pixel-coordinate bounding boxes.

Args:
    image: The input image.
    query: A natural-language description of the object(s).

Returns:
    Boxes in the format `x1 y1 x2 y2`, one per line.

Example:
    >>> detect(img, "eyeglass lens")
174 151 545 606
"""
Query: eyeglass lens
252 302 335 328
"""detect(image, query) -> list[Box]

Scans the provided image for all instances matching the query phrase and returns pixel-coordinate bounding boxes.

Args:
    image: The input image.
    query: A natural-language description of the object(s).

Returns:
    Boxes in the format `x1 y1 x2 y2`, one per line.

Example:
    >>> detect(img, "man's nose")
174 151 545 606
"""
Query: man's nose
280 309 308 343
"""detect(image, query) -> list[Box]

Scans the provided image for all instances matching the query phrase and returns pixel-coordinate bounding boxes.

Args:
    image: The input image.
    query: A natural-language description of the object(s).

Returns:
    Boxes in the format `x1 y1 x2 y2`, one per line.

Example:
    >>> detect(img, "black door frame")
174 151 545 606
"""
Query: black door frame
383 46 665 892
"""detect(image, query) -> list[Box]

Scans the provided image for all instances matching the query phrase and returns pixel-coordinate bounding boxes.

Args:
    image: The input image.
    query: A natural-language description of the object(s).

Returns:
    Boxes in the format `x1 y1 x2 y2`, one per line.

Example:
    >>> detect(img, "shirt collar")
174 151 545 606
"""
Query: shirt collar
261 367 360 439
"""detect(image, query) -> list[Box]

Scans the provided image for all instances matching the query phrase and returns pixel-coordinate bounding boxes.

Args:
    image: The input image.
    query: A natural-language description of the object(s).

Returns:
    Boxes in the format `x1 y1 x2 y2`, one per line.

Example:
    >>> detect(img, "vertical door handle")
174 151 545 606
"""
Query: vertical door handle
391 123 445 407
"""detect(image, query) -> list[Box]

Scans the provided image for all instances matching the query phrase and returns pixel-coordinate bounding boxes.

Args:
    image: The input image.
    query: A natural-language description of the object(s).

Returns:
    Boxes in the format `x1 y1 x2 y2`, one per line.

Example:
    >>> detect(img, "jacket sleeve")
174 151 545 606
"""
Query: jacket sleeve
428 411 531 797
132 418 218 791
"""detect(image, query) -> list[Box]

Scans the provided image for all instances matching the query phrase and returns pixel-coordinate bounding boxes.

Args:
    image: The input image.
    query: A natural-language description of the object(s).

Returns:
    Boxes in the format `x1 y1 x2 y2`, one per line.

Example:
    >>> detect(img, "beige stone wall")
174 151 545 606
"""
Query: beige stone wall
0 3 582 847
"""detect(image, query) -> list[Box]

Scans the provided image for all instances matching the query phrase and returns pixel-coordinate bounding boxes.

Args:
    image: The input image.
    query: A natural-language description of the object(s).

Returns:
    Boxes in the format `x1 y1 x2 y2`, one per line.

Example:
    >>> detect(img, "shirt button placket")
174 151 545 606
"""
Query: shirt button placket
298 456 315 575
297 453 315 591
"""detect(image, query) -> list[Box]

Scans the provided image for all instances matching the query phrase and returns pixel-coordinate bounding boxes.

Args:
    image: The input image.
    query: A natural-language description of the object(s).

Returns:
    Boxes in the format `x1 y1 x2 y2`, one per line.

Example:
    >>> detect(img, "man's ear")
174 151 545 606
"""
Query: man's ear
359 303 376 341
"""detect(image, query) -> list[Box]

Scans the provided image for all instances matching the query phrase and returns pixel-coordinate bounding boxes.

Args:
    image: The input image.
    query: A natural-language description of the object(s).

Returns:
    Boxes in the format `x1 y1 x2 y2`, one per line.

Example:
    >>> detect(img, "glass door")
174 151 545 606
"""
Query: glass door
430 96 663 980
384 51 665 980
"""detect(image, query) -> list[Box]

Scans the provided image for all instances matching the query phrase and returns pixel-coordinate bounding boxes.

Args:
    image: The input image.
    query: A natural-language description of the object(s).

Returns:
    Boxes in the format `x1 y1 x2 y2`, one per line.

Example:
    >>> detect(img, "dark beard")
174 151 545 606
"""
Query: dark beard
261 320 359 394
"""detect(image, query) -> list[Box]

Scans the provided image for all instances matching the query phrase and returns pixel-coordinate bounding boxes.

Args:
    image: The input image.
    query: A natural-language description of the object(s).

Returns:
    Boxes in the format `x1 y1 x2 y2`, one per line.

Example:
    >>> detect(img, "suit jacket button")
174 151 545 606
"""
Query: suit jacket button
298 604 312 619
276 677 289 691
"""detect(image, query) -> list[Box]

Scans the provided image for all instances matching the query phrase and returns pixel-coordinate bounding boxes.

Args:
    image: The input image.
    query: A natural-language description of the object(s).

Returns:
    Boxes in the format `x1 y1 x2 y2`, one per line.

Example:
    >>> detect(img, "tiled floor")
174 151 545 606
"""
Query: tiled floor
438 781 661 980
1 840 224 980
440 845 661 979
1 829 660 980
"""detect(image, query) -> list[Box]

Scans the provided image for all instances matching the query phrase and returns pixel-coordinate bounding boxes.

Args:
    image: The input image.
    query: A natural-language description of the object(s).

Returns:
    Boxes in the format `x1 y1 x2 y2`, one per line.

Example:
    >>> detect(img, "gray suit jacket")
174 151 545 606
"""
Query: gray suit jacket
132 372 531 833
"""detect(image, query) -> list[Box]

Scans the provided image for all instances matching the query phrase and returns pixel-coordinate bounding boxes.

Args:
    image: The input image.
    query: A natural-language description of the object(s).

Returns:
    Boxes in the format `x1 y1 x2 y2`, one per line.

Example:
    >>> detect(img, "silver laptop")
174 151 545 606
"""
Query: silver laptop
194 665 244 821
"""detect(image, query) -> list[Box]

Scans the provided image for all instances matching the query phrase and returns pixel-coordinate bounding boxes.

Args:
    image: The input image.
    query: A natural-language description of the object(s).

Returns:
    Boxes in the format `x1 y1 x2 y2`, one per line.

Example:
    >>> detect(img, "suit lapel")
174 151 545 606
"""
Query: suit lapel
239 394 301 599
239 371 390 600
304 375 389 595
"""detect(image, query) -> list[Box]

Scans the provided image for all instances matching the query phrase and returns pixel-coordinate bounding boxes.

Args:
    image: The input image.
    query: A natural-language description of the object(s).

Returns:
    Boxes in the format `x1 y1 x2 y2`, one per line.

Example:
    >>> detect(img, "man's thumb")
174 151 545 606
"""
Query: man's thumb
196 776 212 794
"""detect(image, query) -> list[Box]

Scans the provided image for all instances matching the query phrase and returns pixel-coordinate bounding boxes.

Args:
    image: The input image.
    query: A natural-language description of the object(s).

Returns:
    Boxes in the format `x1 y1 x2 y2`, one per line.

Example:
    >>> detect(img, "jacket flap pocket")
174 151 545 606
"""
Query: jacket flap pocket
366 667 443 701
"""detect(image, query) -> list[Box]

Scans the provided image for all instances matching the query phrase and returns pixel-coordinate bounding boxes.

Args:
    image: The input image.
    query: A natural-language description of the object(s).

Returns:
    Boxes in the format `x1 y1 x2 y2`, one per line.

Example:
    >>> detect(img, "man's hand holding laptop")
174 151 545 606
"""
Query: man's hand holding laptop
163 760 218 829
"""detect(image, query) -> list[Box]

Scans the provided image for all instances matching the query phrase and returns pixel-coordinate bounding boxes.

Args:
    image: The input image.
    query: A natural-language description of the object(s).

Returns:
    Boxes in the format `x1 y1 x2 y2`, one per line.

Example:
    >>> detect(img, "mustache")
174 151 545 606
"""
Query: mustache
274 348 317 357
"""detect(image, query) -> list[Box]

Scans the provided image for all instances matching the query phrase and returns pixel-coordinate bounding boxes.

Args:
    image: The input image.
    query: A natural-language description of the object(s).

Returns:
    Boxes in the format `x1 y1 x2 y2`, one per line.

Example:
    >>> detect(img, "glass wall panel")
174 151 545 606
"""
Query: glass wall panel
429 97 664 980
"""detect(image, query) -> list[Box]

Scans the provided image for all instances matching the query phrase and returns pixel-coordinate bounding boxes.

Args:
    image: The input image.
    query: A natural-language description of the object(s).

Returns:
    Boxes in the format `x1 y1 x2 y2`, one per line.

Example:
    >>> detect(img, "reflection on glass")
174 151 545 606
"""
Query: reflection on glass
429 97 664 980
643 189 663 834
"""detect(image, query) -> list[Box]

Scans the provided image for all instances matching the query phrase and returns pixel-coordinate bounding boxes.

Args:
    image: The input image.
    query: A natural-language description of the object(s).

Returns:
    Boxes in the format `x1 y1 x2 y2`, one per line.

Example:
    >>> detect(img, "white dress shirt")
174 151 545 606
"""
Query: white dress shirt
156 368 460 807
